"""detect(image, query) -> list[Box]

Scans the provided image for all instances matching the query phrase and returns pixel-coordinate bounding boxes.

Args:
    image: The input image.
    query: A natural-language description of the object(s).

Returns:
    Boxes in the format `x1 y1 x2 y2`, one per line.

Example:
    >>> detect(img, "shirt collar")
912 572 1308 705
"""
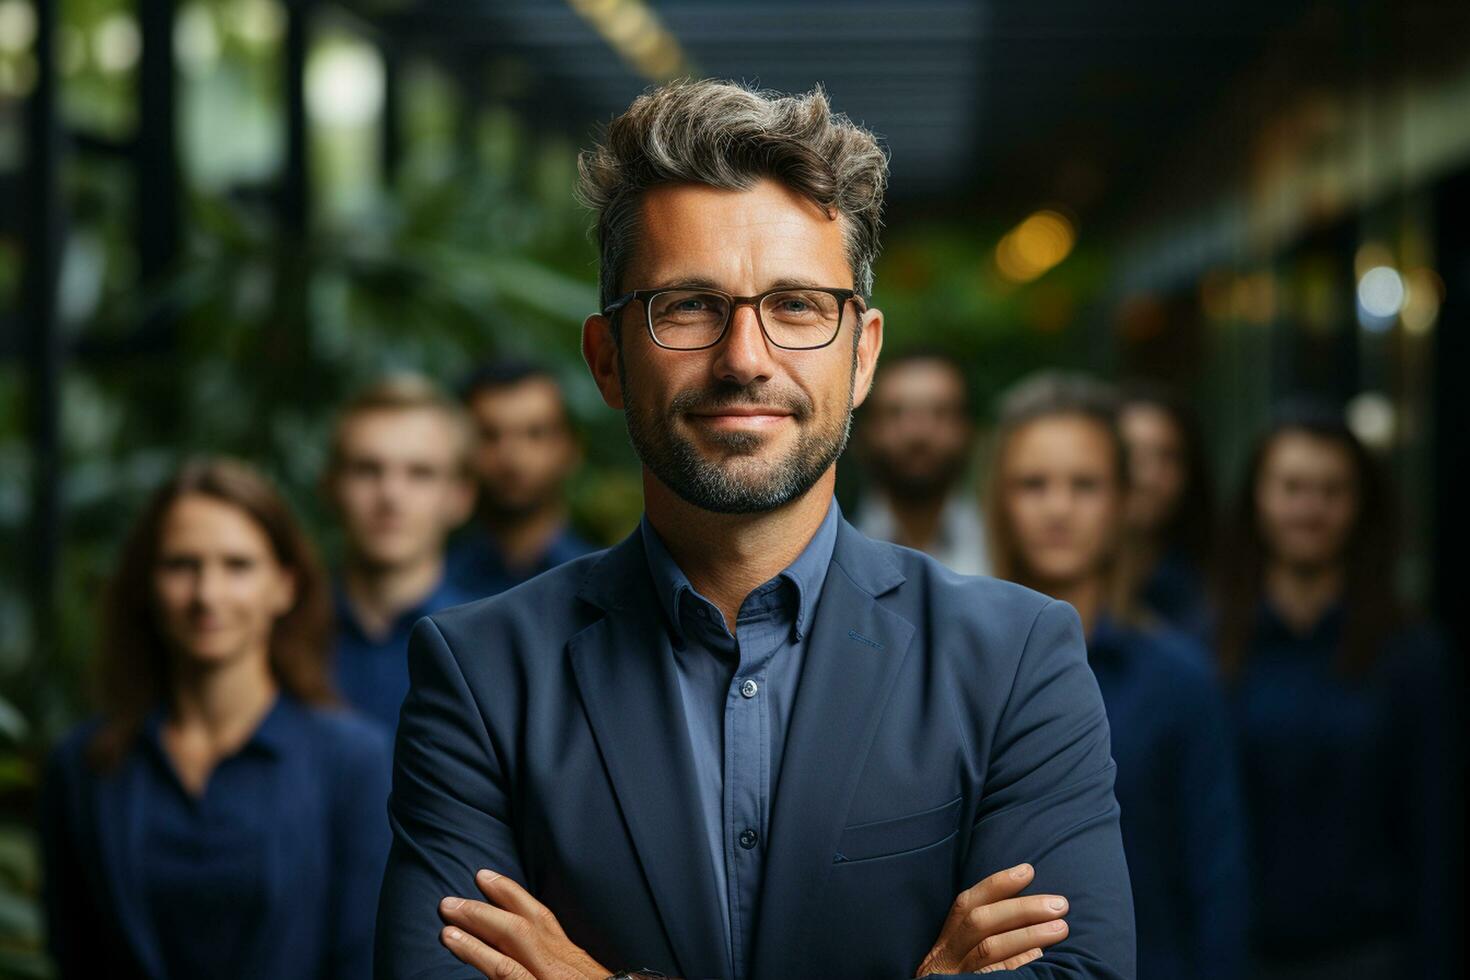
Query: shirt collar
640 497 841 648
334 572 465 644
1257 598 1346 647
143 692 295 762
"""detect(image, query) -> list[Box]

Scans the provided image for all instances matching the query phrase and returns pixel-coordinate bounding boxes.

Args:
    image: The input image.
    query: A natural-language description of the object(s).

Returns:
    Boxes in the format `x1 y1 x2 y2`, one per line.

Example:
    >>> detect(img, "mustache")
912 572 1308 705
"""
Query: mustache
668 381 813 419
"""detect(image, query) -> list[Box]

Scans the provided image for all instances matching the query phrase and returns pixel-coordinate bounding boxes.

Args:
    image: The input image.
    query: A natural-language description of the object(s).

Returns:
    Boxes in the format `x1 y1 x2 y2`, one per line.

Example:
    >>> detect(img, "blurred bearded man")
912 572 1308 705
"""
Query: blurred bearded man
449 360 593 597
857 351 989 575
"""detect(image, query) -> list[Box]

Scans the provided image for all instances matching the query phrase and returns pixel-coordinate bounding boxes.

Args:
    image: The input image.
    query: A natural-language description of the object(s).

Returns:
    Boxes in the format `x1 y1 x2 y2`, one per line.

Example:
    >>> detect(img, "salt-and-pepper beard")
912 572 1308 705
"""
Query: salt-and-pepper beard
620 352 858 515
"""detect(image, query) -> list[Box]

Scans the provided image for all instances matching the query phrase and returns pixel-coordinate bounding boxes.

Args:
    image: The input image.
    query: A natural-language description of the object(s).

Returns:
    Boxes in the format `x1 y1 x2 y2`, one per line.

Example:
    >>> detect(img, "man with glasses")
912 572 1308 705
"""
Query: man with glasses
377 80 1135 980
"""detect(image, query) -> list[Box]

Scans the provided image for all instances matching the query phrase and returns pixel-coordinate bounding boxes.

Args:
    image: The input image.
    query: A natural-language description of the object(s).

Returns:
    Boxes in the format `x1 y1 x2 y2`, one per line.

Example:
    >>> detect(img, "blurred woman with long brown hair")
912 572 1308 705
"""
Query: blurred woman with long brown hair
40 458 391 979
986 372 1248 980
1217 403 1454 979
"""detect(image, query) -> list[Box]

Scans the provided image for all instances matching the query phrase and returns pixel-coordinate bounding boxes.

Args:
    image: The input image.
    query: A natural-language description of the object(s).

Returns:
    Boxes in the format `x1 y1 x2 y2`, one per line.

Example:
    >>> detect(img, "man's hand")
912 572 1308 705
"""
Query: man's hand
914 863 1070 976
439 870 610 980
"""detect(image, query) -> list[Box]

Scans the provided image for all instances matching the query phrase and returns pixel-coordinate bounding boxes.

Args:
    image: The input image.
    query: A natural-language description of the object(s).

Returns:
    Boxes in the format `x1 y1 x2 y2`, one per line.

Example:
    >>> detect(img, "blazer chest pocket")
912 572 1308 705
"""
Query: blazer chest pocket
833 795 962 864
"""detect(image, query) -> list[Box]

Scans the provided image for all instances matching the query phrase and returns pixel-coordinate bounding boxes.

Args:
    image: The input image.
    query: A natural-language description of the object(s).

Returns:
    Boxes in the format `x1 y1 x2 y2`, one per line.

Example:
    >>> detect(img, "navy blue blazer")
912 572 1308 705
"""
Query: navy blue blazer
375 518 1135 979
41 697 392 979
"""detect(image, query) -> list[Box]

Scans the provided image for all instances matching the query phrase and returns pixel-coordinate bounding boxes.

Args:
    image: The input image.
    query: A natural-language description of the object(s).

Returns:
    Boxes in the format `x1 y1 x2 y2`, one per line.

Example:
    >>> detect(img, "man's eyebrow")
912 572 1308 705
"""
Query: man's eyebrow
766 276 837 291
643 275 843 293
644 276 726 292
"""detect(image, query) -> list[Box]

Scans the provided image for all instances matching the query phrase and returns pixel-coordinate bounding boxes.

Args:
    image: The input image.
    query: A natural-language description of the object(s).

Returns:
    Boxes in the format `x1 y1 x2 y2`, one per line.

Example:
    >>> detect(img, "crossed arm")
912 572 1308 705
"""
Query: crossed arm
435 863 1072 979
379 601 1133 980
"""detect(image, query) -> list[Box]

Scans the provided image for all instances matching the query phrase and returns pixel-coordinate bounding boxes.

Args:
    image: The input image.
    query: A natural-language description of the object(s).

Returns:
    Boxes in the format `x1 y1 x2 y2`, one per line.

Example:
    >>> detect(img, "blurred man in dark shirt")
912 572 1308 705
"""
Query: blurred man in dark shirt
448 360 593 597
326 375 476 731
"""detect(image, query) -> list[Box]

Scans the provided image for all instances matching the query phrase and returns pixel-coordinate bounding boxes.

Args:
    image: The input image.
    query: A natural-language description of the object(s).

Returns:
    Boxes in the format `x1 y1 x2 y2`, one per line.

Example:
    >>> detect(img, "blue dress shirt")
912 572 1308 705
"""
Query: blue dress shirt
640 499 839 980
335 574 473 732
1088 616 1248 980
41 694 393 979
447 524 594 599
1229 603 1455 976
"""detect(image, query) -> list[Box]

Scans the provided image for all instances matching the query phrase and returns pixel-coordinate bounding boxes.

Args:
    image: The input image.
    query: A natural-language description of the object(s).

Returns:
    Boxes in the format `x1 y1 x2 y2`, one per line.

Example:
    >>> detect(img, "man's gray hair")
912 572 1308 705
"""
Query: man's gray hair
577 79 889 311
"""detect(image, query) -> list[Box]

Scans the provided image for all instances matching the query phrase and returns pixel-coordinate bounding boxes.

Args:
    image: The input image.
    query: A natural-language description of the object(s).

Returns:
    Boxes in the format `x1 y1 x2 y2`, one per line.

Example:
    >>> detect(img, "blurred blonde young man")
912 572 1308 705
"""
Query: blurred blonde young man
325 375 476 731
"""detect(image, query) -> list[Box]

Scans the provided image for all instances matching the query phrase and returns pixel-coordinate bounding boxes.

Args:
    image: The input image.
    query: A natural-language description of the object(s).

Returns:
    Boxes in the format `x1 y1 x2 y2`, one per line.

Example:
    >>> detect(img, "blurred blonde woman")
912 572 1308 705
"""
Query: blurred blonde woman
986 373 1248 980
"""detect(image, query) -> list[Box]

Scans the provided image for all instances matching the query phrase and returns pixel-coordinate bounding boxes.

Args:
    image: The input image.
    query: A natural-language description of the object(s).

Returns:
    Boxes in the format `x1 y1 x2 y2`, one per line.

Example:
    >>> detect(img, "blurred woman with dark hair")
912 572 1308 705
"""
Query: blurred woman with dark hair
1119 382 1216 642
1218 403 1454 980
40 458 391 979
986 372 1248 980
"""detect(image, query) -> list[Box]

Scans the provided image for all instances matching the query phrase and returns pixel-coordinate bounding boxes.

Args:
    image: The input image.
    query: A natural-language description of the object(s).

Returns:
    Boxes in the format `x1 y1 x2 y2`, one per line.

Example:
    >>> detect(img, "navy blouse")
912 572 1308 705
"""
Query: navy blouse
1088 616 1249 980
1229 603 1455 975
41 694 392 979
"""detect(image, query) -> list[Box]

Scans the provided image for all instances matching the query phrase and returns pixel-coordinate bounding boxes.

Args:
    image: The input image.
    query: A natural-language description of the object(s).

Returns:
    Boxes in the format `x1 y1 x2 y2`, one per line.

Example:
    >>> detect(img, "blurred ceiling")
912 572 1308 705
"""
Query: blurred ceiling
350 0 1444 226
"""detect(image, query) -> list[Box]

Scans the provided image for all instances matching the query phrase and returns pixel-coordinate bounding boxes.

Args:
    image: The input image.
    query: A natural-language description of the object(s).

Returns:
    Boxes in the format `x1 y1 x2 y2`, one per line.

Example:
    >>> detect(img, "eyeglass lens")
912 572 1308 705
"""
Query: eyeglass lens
646 289 844 350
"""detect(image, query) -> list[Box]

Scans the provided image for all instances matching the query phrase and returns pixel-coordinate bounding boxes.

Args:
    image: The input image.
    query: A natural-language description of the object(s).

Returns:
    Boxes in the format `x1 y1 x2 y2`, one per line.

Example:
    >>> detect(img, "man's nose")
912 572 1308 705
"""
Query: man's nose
710 305 777 387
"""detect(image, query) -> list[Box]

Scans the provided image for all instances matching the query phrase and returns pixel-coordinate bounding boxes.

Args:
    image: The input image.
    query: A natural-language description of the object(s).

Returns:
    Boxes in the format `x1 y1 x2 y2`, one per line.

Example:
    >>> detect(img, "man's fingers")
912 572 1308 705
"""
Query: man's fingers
978 948 1043 974
918 864 1038 973
959 920 1069 973
440 897 535 963
925 893 1067 972
441 925 537 979
969 895 1068 940
473 869 569 940
957 863 1034 911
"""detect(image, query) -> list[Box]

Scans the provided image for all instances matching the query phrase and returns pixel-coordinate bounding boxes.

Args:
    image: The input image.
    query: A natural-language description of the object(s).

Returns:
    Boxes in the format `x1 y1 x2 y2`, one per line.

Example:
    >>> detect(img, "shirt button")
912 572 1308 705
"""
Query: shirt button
740 679 759 699
738 828 759 849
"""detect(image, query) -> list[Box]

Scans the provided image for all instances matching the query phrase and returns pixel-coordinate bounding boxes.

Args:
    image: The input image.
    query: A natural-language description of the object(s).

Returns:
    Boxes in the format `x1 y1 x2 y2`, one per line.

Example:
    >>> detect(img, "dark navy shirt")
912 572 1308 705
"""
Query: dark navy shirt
447 524 594 599
1138 548 1214 646
1229 603 1455 974
335 574 473 732
1088 616 1248 980
41 694 392 979
640 499 839 980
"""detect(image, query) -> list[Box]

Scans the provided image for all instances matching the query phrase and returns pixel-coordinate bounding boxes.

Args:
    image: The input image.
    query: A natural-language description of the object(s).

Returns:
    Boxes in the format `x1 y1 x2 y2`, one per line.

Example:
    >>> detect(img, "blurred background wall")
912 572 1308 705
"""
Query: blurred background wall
1 0 1467 972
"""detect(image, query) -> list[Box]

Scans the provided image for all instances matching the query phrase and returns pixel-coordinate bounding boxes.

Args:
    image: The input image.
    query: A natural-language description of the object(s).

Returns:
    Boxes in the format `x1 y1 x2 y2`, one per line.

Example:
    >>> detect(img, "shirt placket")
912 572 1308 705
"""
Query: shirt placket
722 602 779 980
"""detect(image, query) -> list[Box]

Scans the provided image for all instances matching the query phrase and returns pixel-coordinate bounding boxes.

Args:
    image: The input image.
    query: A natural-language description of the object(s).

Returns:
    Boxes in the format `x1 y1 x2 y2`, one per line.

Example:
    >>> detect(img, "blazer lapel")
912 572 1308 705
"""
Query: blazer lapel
94 752 166 977
749 522 915 980
568 534 729 980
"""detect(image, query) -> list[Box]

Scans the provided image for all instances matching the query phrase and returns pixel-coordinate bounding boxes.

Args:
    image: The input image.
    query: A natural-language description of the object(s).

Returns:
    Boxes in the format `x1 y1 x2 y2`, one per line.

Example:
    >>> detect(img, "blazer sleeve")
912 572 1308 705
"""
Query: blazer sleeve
955 600 1136 979
374 616 527 980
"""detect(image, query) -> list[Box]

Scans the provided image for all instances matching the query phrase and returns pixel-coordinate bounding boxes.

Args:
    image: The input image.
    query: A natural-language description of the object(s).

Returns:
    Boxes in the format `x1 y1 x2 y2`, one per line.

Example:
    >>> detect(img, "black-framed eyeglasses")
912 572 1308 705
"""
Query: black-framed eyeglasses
603 286 866 351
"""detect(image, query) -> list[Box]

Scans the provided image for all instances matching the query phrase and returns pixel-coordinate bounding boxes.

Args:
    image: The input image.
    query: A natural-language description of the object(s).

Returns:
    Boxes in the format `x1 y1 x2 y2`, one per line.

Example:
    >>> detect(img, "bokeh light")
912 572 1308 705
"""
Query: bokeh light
92 12 142 75
306 38 386 129
1346 391 1397 449
1357 265 1405 331
995 210 1076 283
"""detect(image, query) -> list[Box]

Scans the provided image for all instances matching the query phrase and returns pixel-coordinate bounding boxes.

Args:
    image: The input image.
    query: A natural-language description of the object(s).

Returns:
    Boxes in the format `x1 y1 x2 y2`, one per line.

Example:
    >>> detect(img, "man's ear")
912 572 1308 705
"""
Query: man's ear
582 313 625 410
850 306 885 411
